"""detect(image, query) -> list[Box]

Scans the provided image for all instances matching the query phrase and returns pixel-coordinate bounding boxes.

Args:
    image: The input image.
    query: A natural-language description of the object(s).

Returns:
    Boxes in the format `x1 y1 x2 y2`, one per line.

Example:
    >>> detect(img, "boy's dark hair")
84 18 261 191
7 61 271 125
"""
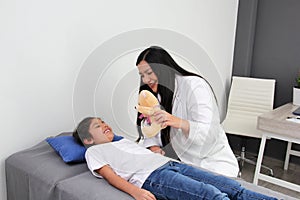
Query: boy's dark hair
73 117 96 146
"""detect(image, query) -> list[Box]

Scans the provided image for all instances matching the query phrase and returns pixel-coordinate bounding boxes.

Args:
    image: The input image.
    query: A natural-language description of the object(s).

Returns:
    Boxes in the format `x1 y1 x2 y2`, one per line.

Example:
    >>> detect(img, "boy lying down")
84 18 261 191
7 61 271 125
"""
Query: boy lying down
73 117 277 200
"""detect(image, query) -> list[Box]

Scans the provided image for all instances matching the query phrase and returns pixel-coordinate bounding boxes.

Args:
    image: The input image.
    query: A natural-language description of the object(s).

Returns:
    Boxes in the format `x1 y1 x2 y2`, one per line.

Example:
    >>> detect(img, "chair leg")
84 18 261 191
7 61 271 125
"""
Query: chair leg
236 146 246 177
236 146 274 177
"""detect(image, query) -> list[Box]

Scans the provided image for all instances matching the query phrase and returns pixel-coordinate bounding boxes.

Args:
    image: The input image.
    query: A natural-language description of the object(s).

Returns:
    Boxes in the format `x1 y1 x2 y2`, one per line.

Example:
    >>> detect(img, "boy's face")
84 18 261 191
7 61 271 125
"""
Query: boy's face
86 118 114 145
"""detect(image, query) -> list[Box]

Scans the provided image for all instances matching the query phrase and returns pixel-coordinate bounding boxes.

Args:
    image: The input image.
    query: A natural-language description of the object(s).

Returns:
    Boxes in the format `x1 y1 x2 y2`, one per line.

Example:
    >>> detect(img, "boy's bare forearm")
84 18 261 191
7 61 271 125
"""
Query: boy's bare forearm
97 165 156 200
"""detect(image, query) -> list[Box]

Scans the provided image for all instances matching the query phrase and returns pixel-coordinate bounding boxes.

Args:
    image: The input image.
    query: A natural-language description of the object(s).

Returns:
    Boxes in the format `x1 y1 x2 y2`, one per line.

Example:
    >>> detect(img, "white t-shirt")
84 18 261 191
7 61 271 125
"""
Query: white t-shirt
85 139 170 188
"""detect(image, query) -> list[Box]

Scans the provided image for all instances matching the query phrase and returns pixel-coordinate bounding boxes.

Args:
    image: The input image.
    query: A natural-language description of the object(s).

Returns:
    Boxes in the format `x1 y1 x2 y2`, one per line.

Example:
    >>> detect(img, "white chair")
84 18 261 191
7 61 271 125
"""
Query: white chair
222 76 276 177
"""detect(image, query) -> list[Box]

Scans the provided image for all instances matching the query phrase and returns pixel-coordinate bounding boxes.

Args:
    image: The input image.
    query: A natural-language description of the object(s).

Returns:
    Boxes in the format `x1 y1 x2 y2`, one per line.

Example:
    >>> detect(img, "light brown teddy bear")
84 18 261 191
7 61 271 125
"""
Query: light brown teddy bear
136 90 163 138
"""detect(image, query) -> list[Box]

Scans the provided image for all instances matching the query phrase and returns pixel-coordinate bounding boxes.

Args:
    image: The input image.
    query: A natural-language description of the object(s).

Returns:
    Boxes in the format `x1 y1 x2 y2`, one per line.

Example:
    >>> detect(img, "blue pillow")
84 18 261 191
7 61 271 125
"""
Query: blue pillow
46 135 86 163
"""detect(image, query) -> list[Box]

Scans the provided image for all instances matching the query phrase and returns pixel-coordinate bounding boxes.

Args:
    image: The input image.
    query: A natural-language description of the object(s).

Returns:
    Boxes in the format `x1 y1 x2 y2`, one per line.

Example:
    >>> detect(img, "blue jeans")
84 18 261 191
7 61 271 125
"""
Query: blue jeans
142 161 277 200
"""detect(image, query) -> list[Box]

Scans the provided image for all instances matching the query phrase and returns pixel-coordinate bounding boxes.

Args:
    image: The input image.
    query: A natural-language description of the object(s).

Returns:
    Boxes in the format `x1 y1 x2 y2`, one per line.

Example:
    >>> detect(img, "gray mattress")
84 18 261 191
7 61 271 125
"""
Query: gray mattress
5 135 298 200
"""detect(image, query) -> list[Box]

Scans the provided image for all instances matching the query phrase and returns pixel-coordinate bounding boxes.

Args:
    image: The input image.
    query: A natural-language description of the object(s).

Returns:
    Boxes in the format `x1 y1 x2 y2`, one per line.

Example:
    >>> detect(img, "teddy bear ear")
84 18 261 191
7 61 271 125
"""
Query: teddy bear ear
139 90 159 107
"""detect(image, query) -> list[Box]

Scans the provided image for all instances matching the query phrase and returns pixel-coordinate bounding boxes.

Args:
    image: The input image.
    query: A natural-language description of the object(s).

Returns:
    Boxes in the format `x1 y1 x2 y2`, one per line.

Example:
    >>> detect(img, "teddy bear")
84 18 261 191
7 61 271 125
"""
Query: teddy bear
136 90 163 138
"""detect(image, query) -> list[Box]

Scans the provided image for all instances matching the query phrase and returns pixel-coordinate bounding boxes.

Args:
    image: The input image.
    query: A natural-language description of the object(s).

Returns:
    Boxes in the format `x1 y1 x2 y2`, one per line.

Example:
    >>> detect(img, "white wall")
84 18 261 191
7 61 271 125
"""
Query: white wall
0 0 238 199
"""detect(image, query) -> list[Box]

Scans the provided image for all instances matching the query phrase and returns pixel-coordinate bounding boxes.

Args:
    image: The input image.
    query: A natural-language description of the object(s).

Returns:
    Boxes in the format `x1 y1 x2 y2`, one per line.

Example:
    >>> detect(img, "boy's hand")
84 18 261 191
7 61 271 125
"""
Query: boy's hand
132 188 156 200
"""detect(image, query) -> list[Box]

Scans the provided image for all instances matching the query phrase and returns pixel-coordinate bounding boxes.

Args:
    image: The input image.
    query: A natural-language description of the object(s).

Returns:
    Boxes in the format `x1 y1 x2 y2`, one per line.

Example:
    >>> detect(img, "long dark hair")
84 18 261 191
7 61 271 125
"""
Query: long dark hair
135 46 202 146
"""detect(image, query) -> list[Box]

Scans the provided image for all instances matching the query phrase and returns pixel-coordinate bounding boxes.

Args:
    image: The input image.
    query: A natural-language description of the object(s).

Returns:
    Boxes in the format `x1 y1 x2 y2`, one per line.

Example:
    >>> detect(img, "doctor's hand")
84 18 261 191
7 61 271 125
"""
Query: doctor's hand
153 110 190 136
153 110 181 129
149 146 165 155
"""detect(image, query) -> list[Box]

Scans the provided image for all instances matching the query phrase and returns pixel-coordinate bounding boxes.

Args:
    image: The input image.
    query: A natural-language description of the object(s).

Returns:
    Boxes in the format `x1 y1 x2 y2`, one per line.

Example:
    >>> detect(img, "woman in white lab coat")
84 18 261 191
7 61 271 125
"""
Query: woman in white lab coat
136 46 239 177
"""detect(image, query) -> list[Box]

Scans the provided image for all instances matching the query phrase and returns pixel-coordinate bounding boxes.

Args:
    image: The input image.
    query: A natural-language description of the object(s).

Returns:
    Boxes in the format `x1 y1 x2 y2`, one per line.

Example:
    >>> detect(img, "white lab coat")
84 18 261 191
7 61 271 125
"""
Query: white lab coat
143 75 239 177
